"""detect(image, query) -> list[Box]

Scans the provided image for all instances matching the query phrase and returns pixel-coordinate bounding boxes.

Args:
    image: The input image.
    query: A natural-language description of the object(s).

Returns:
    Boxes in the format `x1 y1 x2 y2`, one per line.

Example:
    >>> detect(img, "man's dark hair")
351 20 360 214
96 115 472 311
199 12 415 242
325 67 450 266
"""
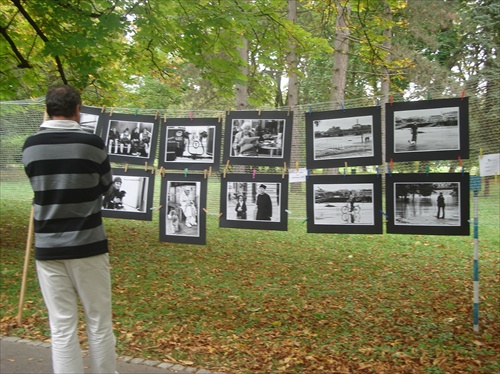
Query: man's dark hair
46 85 82 118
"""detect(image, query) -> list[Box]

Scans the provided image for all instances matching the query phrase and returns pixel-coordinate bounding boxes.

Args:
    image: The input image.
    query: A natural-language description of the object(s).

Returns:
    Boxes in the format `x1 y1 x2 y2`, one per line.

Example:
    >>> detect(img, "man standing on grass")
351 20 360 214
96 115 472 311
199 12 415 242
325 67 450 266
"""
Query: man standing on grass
22 85 117 374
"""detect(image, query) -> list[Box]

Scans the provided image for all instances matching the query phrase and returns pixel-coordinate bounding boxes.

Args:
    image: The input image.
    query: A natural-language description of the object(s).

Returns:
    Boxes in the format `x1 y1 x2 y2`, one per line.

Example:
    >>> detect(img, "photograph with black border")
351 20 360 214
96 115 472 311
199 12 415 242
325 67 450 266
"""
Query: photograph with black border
219 174 288 231
102 168 155 221
385 173 470 236
97 112 159 166
158 117 221 170
223 111 293 167
159 173 207 245
306 174 383 234
305 106 382 169
386 97 469 162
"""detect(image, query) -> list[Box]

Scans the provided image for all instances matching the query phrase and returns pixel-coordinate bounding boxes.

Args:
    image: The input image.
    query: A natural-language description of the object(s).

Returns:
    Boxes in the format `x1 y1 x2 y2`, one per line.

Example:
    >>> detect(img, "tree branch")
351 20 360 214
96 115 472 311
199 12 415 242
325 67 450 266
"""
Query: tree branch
0 24 31 68
10 0 68 84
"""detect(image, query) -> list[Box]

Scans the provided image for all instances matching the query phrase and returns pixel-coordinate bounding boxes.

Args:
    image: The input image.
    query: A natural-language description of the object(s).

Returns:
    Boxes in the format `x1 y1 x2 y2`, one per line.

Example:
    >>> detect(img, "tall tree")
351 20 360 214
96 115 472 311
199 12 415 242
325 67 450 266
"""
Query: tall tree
330 1 351 109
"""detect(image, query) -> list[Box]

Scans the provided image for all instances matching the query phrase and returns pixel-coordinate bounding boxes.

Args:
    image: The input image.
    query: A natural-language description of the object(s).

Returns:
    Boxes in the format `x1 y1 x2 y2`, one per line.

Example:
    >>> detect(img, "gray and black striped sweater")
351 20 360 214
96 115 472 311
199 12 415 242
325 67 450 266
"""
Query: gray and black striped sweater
22 120 113 261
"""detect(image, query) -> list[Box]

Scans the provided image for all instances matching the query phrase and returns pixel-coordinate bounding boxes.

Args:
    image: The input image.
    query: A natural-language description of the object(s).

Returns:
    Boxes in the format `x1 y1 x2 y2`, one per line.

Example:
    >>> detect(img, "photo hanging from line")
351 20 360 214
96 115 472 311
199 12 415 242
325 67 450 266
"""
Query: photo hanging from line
223 111 293 167
101 169 155 221
305 106 382 169
219 174 289 231
385 97 469 162
159 173 207 245
98 112 159 166
158 117 221 170
385 173 470 236
306 174 383 234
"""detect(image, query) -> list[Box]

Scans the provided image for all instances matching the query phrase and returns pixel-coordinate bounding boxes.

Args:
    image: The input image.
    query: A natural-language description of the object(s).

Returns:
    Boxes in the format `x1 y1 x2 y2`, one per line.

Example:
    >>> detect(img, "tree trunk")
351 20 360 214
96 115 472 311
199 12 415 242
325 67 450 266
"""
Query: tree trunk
235 36 249 110
381 1 392 173
330 2 351 110
287 0 301 191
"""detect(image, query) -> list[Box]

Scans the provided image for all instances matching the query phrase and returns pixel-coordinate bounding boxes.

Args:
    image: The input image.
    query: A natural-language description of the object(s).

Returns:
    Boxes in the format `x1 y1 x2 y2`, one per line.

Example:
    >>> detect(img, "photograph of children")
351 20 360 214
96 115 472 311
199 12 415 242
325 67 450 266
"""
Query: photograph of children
385 173 470 236
98 112 158 165
223 111 293 167
386 97 469 162
106 121 153 157
159 174 207 245
102 170 154 221
79 106 100 134
306 107 382 169
306 175 382 234
219 174 289 231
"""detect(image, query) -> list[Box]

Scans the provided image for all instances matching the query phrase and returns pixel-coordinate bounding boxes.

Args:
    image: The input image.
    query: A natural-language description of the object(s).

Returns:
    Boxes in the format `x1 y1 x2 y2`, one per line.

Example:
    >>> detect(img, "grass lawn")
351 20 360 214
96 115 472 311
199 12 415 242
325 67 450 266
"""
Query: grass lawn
1 179 499 373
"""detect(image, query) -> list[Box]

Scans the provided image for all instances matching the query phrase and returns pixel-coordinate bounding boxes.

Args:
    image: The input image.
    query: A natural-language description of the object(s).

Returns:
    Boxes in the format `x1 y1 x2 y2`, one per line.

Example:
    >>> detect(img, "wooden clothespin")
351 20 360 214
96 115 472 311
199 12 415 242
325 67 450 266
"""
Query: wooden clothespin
124 164 129 172
223 160 230 178
282 162 287 179
101 105 106 113
151 165 155 175
110 108 114 116
144 162 148 172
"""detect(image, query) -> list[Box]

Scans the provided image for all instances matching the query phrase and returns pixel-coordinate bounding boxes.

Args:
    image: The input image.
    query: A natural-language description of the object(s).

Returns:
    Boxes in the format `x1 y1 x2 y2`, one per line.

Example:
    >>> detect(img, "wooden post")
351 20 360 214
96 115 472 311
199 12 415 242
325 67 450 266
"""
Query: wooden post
17 204 35 325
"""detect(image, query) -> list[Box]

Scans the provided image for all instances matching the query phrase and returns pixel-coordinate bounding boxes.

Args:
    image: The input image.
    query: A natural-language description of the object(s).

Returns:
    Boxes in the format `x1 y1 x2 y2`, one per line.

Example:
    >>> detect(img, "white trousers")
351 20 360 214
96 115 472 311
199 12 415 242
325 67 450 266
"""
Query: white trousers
36 254 117 374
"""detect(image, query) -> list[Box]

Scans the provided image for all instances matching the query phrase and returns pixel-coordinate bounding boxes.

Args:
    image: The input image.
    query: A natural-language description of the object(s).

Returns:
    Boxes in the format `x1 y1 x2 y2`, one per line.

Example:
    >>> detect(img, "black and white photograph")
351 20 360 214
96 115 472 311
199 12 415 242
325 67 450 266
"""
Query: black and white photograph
98 112 159 165
159 174 207 245
223 111 293 167
219 174 288 231
306 106 382 168
306 175 382 234
158 118 221 170
386 97 469 162
386 173 470 236
102 169 155 221
80 106 101 134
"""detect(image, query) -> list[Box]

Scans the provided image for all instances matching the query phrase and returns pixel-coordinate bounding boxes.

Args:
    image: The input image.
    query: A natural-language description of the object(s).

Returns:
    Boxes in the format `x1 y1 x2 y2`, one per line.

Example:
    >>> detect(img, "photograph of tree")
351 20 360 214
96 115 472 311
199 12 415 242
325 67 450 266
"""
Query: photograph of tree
158 118 221 170
219 174 288 231
305 106 382 168
223 111 293 167
98 112 159 166
386 173 470 236
159 173 207 245
306 175 382 234
80 106 101 134
386 98 469 162
102 169 155 221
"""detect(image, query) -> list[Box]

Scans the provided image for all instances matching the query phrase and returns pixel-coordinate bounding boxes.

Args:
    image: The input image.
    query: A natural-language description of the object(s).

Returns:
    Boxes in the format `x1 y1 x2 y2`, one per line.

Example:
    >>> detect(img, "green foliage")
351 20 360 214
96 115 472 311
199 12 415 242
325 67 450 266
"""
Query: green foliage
1 0 498 110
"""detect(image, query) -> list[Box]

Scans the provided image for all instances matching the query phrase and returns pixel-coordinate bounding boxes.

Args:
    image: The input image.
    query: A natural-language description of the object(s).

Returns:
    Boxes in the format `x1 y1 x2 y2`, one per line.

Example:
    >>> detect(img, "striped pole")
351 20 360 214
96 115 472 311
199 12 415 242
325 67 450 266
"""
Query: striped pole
473 189 479 332
470 176 481 333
